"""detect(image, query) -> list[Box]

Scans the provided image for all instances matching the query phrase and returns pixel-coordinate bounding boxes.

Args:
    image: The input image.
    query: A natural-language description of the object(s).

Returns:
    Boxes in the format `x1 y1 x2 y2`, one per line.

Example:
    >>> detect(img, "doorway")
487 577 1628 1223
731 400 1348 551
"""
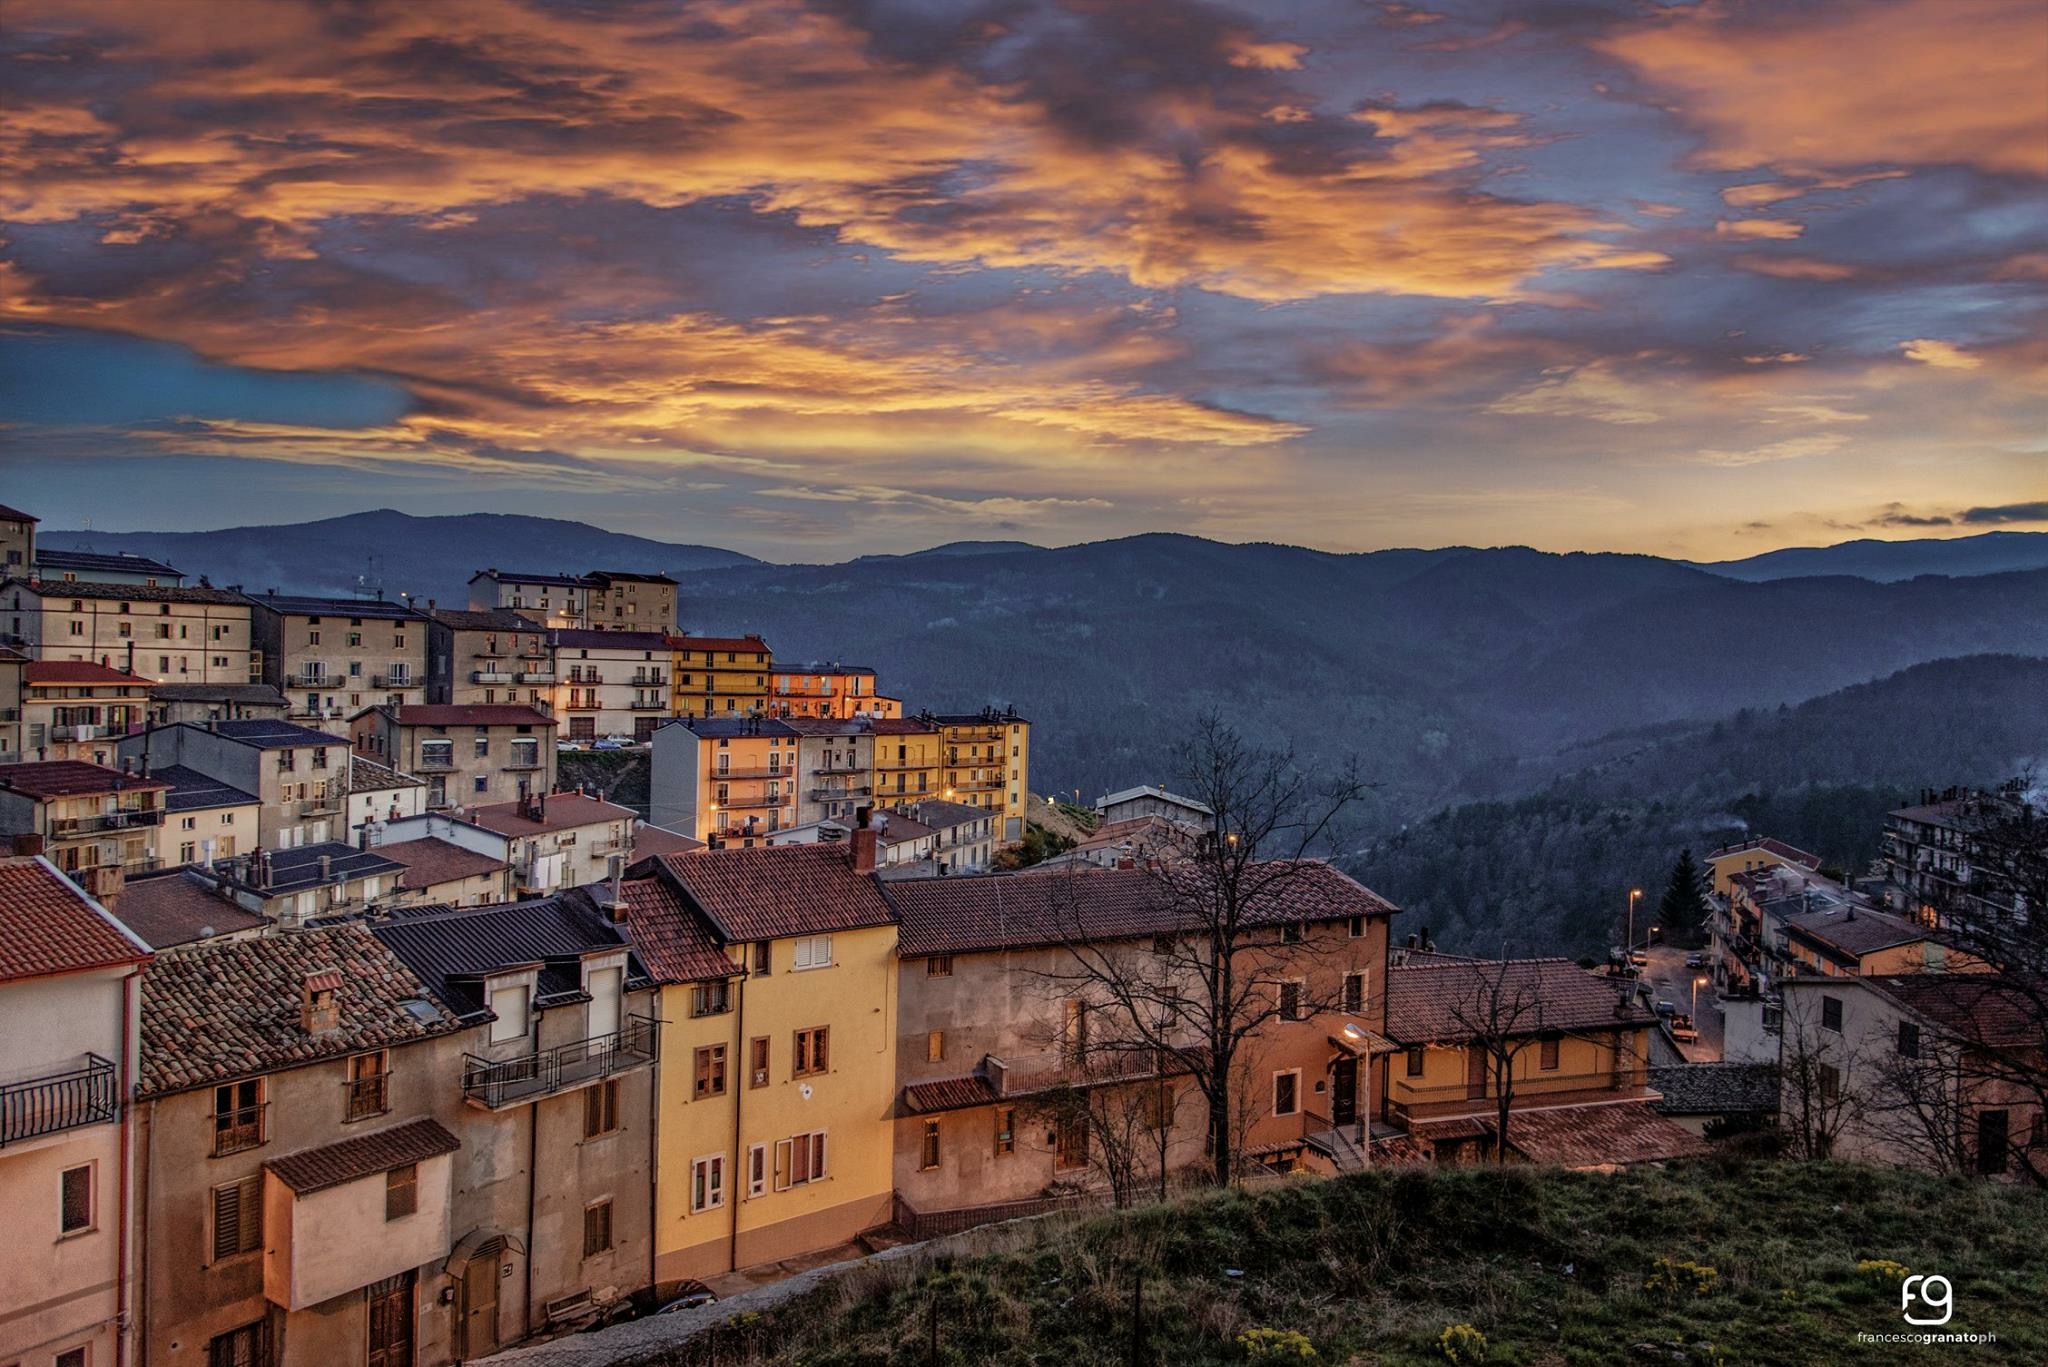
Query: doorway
366 1269 415 1367
1331 1057 1358 1128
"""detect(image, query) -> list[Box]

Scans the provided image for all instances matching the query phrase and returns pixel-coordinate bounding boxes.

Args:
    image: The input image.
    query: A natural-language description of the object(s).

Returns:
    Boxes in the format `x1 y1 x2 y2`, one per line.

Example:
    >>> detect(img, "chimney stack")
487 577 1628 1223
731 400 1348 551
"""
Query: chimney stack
317 853 333 882
301 969 343 1034
852 804 878 874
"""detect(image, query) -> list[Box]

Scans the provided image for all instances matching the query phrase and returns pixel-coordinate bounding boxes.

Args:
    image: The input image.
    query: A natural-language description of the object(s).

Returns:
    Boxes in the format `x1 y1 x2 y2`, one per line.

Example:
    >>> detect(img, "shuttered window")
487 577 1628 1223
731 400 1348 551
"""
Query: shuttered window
694 1045 727 1099
792 1027 829 1078
582 1199 613 1258
212 1176 263 1261
385 1164 418 1221
773 1131 829 1190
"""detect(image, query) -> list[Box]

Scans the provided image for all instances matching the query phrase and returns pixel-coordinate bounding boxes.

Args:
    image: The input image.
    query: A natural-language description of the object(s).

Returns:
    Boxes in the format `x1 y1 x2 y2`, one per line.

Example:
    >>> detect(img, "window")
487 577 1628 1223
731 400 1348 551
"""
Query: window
385 1164 418 1220
1818 1063 1841 1102
346 1051 390 1120
747 1144 768 1198
750 1036 770 1088
583 1080 621 1138
60 1163 93 1234
1281 923 1303 945
926 955 953 977
694 1044 728 1099
926 1030 945 1063
583 1199 614 1258
1348 915 1367 938
58 1350 87 1367
212 1079 264 1155
691 980 731 1017
1898 1022 1921 1058
774 1131 829 1189
509 737 538 768
488 983 530 1044
1273 1070 1300 1117
1539 1035 1561 1071
420 739 454 769
751 941 771 976
919 1119 941 1170
1141 1085 1177 1132
473 733 489 758
995 1106 1016 1156
793 1027 829 1078
211 1176 262 1260
1151 934 1175 956
1821 995 1843 1033
1342 972 1365 1015
792 935 832 970
690 1154 726 1212
1061 1000 1088 1064
1054 1114 1088 1170
208 1321 269 1367
1279 980 1303 1022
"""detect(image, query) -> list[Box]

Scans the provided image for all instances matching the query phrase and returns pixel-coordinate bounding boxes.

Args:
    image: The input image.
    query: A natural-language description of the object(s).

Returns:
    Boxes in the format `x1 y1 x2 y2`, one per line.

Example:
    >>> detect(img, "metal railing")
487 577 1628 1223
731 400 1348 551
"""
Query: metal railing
344 1072 390 1121
0 1054 117 1148
284 673 331 689
629 699 668 711
515 671 555 684
299 794 342 817
811 785 872 802
371 674 415 689
472 670 513 684
212 1102 268 1156
890 1190 1087 1242
50 808 165 836
460 1015 659 1109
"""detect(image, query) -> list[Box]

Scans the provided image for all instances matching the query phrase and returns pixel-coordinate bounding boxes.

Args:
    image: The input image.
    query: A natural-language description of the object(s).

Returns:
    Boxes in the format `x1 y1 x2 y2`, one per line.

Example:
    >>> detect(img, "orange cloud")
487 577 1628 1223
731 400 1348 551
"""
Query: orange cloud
1714 218 1803 240
1900 339 1982 370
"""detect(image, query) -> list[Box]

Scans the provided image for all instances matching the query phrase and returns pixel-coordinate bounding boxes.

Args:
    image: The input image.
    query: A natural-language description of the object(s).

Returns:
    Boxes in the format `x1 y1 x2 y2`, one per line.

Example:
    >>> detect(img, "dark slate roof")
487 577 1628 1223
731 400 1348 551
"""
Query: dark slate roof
672 716 799 740
472 569 592 588
887 861 1393 958
149 683 289 706
36 548 182 578
0 503 39 522
223 842 404 896
549 628 672 651
154 764 259 812
1780 906 1933 961
370 896 649 1020
467 792 635 837
199 718 349 749
1705 836 1821 869
1649 1063 1781 1116
246 592 426 621
427 607 546 631
646 843 896 943
267 1118 461 1194
1384 956 1656 1045
139 922 458 1096
16 581 246 605
929 710 1028 725
107 869 268 949
379 704 555 728
0 857 151 983
587 570 679 586
896 800 988 832
0 759 169 801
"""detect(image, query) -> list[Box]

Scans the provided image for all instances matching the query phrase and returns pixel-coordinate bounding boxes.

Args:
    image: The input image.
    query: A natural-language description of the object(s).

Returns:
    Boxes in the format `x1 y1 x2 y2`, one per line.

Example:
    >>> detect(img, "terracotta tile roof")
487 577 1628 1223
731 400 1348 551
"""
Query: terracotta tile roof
1706 836 1821 869
1780 906 1932 960
427 607 546 632
266 1118 460 1194
380 704 555 728
1866 974 2044 1048
1385 957 1655 1045
888 861 1394 958
377 837 508 890
668 634 770 654
0 857 151 982
350 754 422 793
617 878 738 983
1368 1133 1430 1164
1504 1102 1710 1166
19 581 245 605
630 824 705 859
648 843 895 942
867 717 940 735
139 923 458 1097
23 661 152 686
901 1074 1001 1114
0 760 170 801
1410 1116 1492 1142
109 869 267 949
467 792 635 837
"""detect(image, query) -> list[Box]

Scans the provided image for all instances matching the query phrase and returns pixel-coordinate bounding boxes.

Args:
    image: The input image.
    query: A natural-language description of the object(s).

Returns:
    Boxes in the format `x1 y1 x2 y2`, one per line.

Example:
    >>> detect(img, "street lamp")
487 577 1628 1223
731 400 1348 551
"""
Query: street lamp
1692 974 1709 1020
1626 888 1643 966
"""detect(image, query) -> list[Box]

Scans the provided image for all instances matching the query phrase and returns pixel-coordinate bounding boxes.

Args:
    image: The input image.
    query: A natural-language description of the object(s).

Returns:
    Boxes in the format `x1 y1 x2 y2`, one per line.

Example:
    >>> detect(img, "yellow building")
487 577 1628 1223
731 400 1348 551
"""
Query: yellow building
929 707 1030 844
647 716 804 844
1703 836 1821 897
670 634 773 719
618 836 898 1287
868 717 942 813
768 664 901 720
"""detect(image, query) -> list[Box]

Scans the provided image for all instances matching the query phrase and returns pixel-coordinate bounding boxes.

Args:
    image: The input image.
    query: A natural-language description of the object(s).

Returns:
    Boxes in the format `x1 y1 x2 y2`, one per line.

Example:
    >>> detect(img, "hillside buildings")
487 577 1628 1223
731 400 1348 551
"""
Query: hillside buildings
123 720 353 851
931 707 1030 842
0 759 172 898
349 702 556 809
6 660 154 765
548 629 673 742
468 569 678 633
422 607 550 708
1096 784 1213 829
769 663 900 720
4 581 260 685
1882 785 2035 925
670 633 773 718
248 592 430 723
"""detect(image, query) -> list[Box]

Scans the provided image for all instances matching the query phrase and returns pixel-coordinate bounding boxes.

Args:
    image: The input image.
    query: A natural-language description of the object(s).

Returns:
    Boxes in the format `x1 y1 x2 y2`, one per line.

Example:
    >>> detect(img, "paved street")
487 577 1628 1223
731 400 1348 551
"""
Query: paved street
1640 944 1724 1063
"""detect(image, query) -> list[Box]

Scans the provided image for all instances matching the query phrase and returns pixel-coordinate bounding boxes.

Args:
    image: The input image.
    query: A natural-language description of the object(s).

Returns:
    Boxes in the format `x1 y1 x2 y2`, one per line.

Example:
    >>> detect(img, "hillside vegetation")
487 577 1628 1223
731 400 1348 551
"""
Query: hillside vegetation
655 1161 2047 1365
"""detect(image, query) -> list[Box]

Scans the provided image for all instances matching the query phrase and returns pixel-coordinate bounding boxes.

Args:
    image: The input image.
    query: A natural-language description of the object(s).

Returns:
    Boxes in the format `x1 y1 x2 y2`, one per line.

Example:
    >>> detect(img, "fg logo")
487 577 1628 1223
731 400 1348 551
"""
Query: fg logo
1901 1273 1954 1327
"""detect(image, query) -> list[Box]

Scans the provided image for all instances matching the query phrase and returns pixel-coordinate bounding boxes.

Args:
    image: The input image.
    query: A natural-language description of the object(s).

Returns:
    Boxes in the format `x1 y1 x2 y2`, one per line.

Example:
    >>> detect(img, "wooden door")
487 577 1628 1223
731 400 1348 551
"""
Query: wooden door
462 1255 500 1359
366 1270 415 1367
1331 1057 1358 1127
1465 1047 1487 1100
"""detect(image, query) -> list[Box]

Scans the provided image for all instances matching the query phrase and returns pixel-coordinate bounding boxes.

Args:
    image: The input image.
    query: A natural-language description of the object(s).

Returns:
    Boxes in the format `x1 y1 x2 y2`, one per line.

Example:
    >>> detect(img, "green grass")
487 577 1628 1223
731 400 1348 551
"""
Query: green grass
665 1160 2048 1365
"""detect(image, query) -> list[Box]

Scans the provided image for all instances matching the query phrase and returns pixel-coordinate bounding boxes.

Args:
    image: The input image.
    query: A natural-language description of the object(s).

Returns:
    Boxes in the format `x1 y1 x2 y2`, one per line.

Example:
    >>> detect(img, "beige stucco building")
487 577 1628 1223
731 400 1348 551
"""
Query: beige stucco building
247 594 429 724
124 719 355 851
350 703 556 810
3 581 260 687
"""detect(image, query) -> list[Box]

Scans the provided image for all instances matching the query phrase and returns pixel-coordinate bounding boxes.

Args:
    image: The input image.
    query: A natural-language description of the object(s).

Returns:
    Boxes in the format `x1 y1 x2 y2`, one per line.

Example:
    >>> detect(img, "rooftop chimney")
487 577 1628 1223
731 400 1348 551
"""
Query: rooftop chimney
302 968 343 1034
317 853 333 882
852 803 878 874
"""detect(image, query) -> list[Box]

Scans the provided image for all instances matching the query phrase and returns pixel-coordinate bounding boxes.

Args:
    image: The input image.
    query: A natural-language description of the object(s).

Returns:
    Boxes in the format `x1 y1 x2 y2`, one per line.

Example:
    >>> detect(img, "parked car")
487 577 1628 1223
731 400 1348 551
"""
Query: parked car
592 736 628 751
1685 952 1705 969
1671 1015 1699 1042
656 1281 718 1314
1628 950 1648 967
1655 999 1678 1017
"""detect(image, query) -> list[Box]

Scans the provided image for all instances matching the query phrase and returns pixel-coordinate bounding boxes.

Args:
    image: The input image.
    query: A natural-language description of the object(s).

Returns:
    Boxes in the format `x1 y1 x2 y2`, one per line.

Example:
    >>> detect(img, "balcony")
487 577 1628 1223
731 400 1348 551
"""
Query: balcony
812 762 867 775
950 777 1003 792
284 673 331 689
629 674 668 688
504 754 544 771
212 1101 268 1156
461 1016 658 1109
719 793 787 810
471 670 514 685
811 784 872 802
564 697 601 711
122 855 163 876
564 672 605 686
629 698 668 711
713 766 790 780
49 808 165 837
515 670 555 684
414 753 457 771
0 1054 117 1148
299 794 342 817
371 674 416 690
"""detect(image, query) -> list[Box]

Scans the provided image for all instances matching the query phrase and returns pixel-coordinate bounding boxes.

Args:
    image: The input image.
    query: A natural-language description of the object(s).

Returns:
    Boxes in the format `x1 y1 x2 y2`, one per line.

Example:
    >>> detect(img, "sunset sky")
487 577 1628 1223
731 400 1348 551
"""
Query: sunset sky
1 0 2042 561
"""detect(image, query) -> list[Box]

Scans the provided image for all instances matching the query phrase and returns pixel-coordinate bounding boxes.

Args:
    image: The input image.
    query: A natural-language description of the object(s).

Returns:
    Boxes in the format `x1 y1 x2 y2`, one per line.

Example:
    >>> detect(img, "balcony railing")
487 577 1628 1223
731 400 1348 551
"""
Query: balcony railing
812 762 867 775
504 755 544 771
472 670 514 684
719 794 787 810
629 699 668 711
212 1102 268 1156
629 674 668 688
564 698 601 711
0 1054 117 1148
515 671 555 684
713 766 790 780
284 673 331 689
49 808 165 836
564 672 605 686
371 674 415 689
299 794 342 817
461 1015 658 1109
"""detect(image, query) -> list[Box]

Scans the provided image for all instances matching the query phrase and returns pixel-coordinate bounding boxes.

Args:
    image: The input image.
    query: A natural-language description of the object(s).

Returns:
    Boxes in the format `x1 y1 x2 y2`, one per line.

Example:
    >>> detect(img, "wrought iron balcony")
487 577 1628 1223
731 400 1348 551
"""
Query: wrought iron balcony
299 794 343 817
461 1015 658 1109
49 808 165 836
515 670 555 684
0 1055 117 1148
371 674 416 690
472 670 514 685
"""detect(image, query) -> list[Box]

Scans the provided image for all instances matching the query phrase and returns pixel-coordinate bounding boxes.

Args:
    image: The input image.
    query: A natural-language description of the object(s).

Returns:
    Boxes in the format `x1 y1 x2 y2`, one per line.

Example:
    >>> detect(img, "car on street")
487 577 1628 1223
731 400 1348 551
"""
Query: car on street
1671 1014 1699 1041
1655 999 1678 1017
1685 952 1705 969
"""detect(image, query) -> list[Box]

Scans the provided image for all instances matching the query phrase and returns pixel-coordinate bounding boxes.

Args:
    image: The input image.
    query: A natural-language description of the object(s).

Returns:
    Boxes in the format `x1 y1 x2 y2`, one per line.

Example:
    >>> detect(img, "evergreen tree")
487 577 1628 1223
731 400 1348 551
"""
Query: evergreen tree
1658 848 1711 946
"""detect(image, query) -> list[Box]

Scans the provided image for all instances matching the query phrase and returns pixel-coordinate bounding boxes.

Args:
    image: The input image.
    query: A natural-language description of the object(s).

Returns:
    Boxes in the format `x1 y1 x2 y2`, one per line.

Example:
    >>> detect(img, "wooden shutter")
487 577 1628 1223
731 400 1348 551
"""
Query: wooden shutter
774 1138 793 1191
212 1176 261 1261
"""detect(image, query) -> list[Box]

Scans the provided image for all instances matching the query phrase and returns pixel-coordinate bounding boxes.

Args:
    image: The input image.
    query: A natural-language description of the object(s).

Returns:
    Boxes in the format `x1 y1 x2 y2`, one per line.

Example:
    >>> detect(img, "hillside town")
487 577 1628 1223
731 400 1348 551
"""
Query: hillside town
1 500 2041 1367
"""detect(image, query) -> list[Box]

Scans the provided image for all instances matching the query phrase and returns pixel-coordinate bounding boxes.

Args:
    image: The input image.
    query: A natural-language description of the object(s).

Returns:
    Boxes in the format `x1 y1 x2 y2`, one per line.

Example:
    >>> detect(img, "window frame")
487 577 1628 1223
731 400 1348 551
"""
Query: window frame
582 1198 615 1259
693 1044 729 1099
690 1154 727 1213
793 1026 830 1078
1272 1068 1301 1118
385 1163 418 1221
60 1162 94 1235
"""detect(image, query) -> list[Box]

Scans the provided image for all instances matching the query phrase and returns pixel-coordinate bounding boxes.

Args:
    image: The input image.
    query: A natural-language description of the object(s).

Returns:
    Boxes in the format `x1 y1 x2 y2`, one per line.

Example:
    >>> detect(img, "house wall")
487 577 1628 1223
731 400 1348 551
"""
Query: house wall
550 638 671 741
160 800 260 865
873 729 942 811
257 608 429 723
125 727 348 850
18 679 153 764
938 718 1029 844
3 586 258 685
793 730 874 829
354 716 556 810
670 641 771 718
430 622 554 708
1383 1027 1651 1124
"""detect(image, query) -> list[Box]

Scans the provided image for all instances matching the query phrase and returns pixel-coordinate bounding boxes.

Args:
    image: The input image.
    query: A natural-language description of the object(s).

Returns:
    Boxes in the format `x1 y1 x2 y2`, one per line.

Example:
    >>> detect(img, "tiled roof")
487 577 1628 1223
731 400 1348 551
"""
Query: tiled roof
377 838 507 890
630 823 704 858
24 661 151 686
17 581 246 605
1867 974 2043 1048
774 717 871 736
867 717 940 735
0 857 151 983
1410 1116 1491 1142
901 1074 1001 1114
153 764 259 812
1780 906 1932 960
472 568 591 588
616 877 739 983
266 1118 461 1195
0 760 169 801
671 716 799 740
109 870 268 949
380 704 555 728
897 800 988 832
1706 836 1821 869
587 570 679 586
1504 1102 1710 1166
467 792 635 837
36 548 182 577
549 629 672 651
649 843 896 943
427 607 546 631
1384 957 1655 1045
0 503 39 522
149 683 288 706
371 896 649 1018
196 719 348 750
247 593 425 621
930 710 1028 726
669 634 769 653
350 754 423 793
779 663 875 676
139 923 458 1096
888 861 1393 958
1648 1063 1780 1116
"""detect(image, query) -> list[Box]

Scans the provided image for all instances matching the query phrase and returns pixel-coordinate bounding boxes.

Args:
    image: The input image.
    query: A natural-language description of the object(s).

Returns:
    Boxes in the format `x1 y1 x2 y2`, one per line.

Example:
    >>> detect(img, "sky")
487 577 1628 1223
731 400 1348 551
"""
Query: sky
0 0 2043 562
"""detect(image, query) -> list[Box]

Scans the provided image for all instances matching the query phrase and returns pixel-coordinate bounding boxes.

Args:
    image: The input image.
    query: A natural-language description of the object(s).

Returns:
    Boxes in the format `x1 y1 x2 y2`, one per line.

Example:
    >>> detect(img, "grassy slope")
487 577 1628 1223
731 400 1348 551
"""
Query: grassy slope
666 1162 2047 1365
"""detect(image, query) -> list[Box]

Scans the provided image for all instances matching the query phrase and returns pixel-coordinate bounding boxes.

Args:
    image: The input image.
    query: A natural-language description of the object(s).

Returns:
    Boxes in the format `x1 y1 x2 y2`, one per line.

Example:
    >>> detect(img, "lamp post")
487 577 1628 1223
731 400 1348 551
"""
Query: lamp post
1692 974 1708 1019
1626 888 1643 967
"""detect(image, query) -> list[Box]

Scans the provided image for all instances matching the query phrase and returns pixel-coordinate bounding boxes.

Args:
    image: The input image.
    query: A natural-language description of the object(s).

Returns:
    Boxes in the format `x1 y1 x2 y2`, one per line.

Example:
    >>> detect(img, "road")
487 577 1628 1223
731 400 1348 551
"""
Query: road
1640 943 1724 1063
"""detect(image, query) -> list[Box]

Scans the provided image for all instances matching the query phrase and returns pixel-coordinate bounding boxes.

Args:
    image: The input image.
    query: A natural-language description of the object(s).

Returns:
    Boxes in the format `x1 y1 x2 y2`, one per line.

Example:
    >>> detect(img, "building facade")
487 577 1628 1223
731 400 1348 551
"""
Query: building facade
247 594 430 724
12 660 154 766
670 634 773 719
548 630 672 742
768 664 899 720
4 581 259 685
869 718 943 813
423 607 551 708
350 703 556 810
930 708 1030 843
123 719 355 851
0 760 171 899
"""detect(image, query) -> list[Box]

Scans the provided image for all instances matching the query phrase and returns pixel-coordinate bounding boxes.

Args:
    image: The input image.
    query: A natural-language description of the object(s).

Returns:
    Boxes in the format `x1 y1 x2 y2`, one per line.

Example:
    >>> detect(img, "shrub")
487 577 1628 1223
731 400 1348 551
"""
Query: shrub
1438 1323 1488 1364
1857 1259 1910 1289
1239 1327 1318 1360
1644 1257 1720 1300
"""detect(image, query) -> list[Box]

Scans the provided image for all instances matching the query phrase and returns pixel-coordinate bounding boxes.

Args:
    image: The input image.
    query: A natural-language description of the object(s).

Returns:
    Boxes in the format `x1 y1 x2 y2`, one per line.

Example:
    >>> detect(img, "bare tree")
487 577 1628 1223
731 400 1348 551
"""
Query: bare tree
1025 1069 1189 1209
1036 715 1369 1185
1441 961 1553 1162
1861 1028 1975 1176
1777 992 1867 1161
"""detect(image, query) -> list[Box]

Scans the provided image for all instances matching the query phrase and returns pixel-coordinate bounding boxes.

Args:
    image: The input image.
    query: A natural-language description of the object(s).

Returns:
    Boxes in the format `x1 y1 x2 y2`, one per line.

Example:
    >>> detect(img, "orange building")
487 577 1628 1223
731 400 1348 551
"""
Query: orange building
768 664 901 720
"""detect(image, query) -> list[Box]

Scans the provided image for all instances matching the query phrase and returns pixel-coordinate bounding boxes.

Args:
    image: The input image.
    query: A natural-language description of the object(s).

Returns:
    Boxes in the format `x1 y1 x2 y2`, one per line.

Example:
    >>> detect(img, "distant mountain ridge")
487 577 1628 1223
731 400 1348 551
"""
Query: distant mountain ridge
1694 530 2048 582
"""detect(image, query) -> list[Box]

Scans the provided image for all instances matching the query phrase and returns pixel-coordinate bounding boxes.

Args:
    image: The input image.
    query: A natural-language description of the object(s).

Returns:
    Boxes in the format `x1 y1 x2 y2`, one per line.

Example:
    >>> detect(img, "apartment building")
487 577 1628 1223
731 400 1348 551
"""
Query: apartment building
783 717 876 829
468 570 589 630
549 629 672 742
930 707 1030 842
350 703 556 809
11 660 153 765
467 792 637 895
247 592 429 722
3 580 259 684
0 502 36 577
585 571 678 632
886 860 1395 1222
1702 835 1822 897
670 633 774 719
423 606 550 707
151 764 260 867
33 548 185 587
148 682 290 727
0 759 172 899
0 857 152 1367
617 838 899 1283
869 716 943 813
1380 953 1705 1166
768 663 900 720
647 716 802 843
123 719 355 851
1882 786 2032 926
209 842 409 925
874 799 995 876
